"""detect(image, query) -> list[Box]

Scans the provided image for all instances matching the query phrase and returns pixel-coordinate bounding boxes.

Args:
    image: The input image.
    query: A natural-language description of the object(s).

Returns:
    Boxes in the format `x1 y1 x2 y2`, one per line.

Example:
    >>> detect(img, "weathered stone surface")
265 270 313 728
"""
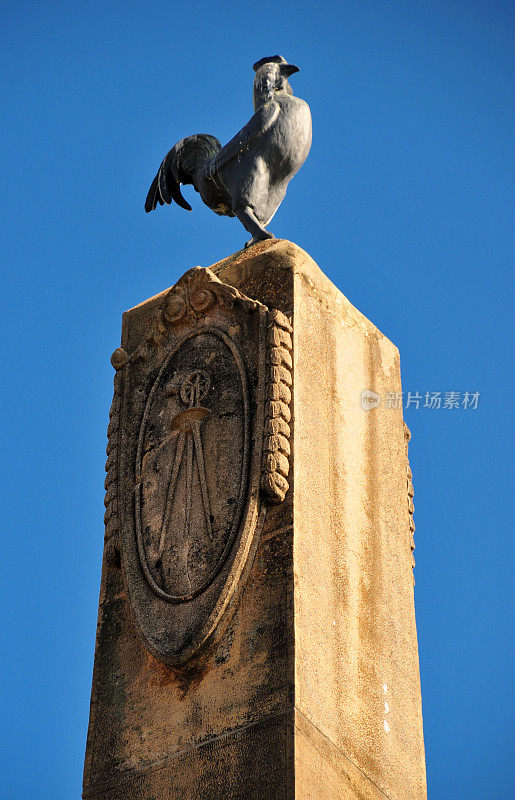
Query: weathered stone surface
84 240 426 799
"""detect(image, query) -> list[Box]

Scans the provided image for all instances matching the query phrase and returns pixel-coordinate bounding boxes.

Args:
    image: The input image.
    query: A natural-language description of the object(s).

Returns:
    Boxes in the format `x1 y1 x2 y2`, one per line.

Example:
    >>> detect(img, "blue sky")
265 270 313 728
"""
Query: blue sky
1 1 513 798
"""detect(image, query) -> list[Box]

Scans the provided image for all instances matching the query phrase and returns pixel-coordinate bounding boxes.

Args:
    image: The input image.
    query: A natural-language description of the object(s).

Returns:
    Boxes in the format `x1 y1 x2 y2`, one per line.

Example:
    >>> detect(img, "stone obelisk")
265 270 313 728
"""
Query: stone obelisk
83 240 426 800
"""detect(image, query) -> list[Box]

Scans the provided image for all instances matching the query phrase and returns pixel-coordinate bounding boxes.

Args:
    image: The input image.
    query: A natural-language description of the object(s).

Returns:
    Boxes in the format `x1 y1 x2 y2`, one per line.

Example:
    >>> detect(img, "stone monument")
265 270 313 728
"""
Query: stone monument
83 240 426 799
83 56 426 799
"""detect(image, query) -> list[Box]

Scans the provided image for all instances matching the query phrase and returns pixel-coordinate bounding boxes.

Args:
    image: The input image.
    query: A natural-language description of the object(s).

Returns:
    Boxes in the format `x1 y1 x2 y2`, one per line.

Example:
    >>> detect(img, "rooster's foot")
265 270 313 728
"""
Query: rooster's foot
244 231 275 248
236 206 275 248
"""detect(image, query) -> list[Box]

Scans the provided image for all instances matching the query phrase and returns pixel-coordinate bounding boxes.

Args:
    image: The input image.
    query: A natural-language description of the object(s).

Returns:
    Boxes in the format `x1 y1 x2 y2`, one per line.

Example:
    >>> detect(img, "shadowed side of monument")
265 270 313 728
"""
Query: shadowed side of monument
83 240 426 799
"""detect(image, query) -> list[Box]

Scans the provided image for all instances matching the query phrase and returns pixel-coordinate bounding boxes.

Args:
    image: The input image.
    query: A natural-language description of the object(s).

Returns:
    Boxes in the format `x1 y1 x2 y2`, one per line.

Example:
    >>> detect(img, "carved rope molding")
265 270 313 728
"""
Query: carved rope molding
404 422 416 584
103 347 129 566
261 310 293 503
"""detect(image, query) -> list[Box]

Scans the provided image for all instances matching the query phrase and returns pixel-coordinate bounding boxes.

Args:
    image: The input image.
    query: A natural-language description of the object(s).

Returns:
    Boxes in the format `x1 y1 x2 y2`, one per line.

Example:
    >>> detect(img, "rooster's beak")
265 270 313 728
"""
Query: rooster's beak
281 63 300 77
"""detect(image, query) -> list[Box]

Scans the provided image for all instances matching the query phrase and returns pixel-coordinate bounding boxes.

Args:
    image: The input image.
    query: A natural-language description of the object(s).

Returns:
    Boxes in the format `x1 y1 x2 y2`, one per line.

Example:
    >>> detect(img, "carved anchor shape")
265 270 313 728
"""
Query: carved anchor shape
158 370 213 573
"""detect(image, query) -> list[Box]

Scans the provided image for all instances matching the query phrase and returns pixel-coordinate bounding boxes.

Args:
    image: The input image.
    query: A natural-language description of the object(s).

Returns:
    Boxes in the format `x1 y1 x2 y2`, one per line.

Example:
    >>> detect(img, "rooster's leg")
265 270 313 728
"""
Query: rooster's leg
234 206 275 248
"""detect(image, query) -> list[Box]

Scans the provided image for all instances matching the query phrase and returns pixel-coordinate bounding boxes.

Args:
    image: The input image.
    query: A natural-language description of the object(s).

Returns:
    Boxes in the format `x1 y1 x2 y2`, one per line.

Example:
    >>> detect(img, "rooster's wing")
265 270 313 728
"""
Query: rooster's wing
203 100 280 179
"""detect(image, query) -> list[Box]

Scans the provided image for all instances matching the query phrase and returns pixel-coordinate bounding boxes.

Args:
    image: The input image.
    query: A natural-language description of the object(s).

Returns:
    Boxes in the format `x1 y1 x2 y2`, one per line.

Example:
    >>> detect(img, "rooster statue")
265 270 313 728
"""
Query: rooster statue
145 55 312 247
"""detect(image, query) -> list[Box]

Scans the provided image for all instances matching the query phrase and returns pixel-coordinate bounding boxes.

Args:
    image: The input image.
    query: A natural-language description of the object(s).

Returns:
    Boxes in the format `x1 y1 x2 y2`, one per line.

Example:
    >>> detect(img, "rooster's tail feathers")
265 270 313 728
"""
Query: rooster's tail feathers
145 134 221 213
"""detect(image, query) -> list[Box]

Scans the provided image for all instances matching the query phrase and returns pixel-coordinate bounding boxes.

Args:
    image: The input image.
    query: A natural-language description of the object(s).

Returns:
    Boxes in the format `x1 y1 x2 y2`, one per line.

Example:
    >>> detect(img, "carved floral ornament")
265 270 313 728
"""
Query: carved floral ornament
104 267 292 664
109 268 261 367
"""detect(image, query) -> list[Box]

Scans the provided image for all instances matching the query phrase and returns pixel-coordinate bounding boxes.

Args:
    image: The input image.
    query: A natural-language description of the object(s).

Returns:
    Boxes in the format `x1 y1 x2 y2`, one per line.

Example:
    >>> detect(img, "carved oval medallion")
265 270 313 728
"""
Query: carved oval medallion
117 267 272 666
135 327 250 603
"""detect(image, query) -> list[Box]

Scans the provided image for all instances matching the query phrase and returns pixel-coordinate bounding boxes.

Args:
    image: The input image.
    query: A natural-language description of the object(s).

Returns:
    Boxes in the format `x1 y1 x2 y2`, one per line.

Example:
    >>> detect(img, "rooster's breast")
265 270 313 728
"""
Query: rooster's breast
267 95 312 180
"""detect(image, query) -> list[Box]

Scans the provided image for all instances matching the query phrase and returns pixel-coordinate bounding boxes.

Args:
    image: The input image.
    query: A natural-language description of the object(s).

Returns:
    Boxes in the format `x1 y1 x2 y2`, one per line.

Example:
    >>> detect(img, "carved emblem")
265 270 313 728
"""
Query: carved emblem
135 331 250 604
108 267 292 665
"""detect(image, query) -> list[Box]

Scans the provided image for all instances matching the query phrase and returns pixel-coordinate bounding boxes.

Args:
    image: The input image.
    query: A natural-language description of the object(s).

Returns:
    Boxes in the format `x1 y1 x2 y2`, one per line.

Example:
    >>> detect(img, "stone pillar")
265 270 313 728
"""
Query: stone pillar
83 240 426 800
